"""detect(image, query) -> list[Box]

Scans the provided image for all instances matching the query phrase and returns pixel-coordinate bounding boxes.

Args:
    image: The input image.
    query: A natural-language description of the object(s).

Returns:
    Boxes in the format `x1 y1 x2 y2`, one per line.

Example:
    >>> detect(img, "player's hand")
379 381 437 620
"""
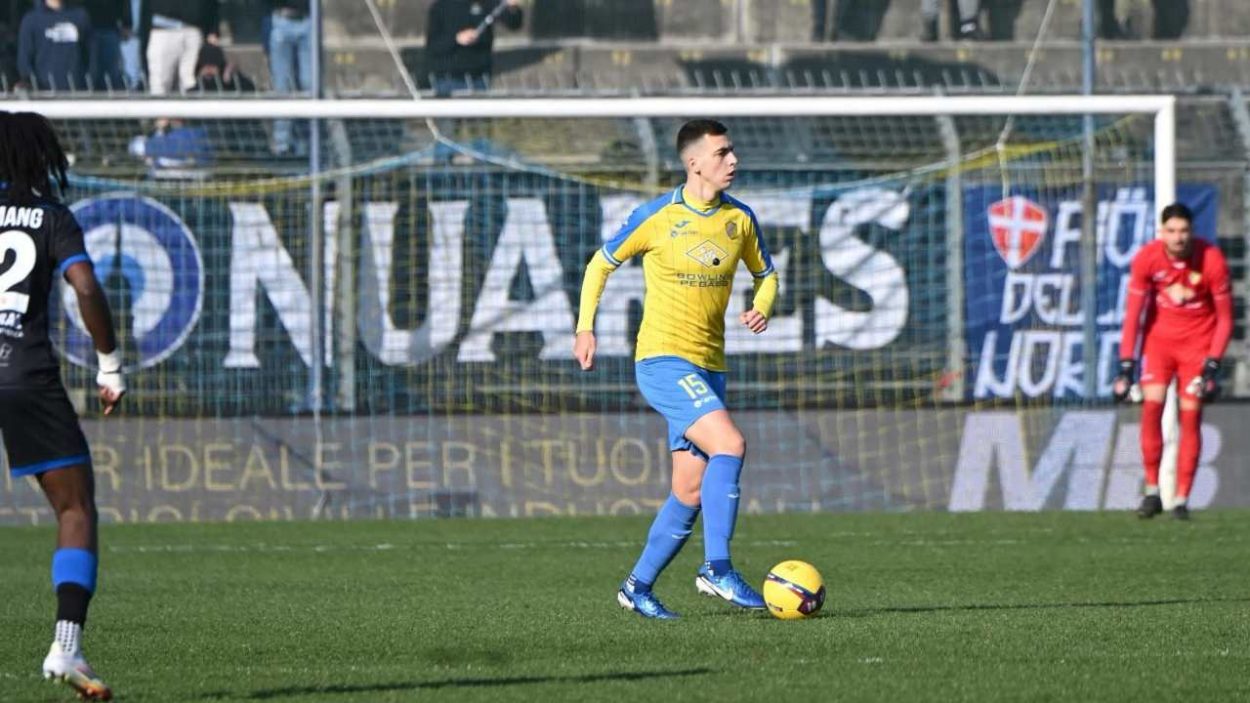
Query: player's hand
1186 357 1220 401
1112 359 1136 402
573 331 596 371
456 28 479 45
98 383 125 416
739 309 768 335
96 349 126 416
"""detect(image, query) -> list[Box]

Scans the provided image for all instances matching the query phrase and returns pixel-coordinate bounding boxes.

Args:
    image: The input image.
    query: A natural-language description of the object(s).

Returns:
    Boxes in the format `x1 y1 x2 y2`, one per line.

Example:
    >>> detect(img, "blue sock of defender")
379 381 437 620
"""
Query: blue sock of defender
52 548 97 625
702 454 744 575
628 494 700 593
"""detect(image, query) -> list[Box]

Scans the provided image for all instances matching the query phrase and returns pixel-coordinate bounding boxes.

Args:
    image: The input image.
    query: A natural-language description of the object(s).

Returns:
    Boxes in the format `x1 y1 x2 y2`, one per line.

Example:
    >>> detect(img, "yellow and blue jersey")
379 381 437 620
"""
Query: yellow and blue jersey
577 186 778 371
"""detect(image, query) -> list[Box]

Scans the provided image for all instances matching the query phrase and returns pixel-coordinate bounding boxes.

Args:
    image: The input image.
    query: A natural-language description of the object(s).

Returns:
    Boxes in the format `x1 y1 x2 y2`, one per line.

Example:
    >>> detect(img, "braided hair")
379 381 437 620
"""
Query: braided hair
0 111 69 204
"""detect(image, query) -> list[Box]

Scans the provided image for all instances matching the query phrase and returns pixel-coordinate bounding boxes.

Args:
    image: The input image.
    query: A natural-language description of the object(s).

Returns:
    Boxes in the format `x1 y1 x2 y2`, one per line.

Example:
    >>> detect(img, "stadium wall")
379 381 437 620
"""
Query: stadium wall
2 404 1248 525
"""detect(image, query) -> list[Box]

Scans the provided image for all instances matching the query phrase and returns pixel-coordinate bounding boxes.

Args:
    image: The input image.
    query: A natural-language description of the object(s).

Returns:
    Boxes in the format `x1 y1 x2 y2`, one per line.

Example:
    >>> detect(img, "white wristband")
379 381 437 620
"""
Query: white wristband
97 349 123 373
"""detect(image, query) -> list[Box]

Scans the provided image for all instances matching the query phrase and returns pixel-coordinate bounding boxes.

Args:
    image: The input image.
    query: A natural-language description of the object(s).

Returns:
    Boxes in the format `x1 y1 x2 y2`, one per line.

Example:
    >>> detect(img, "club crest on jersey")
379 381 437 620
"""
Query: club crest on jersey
1164 283 1194 305
687 240 728 268
725 221 737 239
1189 271 1202 285
52 194 203 371
987 196 1047 269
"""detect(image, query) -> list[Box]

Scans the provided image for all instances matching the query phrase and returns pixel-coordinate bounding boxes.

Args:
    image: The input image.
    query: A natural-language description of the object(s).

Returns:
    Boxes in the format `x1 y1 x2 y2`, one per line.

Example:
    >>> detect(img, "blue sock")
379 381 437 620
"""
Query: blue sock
702 454 744 570
52 548 97 593
629 494 700 588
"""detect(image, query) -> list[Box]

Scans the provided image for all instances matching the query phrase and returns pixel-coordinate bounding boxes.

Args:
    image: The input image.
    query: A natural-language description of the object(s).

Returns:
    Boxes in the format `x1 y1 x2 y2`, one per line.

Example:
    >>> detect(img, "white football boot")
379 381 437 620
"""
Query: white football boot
43 640 113 701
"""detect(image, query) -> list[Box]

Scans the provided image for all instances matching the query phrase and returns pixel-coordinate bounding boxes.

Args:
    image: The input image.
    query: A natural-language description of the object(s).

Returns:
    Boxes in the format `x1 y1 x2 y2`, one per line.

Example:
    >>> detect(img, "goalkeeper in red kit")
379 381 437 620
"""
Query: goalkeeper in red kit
1113 203 1233 520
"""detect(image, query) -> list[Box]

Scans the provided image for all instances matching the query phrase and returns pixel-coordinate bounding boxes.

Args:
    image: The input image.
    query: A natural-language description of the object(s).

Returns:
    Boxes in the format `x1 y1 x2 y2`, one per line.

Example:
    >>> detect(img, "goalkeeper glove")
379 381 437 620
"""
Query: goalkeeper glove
1185 357 1220 400
1112 359 1137 402
96 348 126 396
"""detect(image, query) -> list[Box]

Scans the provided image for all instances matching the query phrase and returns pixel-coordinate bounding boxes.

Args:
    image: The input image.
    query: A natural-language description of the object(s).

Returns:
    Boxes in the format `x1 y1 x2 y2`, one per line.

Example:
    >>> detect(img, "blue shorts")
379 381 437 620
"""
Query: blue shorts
635 356 726 459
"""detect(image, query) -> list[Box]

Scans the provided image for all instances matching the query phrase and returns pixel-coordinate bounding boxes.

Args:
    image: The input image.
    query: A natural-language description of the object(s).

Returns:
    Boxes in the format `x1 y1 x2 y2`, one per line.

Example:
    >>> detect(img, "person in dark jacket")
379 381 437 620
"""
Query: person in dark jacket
425 0 522 96
190 41 253 92
139 0 218 94
17 0 90 90
80 0 129 89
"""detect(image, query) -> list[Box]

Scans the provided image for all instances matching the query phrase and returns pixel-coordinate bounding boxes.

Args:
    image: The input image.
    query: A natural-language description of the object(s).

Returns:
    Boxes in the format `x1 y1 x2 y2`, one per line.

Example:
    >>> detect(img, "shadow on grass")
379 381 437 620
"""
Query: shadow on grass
206 667 713 700
842 596 1250 618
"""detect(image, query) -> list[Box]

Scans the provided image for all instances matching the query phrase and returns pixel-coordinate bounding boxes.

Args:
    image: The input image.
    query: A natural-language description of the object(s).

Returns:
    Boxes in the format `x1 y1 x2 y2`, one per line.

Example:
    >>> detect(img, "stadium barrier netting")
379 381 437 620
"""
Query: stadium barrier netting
2 96 1217 522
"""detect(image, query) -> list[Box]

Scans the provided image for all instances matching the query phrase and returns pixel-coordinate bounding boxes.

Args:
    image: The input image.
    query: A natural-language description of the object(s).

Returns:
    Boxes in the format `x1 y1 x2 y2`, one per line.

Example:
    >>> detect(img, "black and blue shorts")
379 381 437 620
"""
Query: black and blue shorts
0 385 91 477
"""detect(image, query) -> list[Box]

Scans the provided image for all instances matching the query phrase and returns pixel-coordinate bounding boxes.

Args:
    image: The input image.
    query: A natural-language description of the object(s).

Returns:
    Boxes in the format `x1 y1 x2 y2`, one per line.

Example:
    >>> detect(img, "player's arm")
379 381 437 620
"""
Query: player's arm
738 213 778 335
1207 250 1234 361
54 211 126 414
63 262 125 414
574 209 652 370
1188 249 1235 400
1113 252 1151 401
574 253 613 370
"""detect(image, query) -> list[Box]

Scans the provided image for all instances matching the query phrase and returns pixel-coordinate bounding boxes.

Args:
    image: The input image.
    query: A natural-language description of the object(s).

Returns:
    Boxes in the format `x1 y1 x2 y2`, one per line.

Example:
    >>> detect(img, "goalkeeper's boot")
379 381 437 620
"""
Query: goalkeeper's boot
695 562 766 610
617 578 679 620
1172 504 1191 521
1136 494 1163 519
42 641 112 701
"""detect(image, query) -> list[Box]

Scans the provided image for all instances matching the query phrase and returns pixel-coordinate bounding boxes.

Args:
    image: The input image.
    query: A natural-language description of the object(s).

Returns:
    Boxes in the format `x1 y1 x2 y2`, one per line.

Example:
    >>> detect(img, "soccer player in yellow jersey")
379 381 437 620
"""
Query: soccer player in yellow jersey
574 119 779 619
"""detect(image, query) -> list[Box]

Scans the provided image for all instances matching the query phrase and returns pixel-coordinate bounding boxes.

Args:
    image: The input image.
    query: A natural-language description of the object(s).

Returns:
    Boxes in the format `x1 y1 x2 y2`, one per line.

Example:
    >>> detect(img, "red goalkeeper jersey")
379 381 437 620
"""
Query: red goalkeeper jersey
1119 238 1233 360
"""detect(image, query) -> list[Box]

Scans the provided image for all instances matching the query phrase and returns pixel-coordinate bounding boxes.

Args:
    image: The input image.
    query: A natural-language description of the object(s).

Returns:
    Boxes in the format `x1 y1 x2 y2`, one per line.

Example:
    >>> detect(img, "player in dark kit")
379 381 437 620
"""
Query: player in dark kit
0 111 125 701
1113 202 1232 521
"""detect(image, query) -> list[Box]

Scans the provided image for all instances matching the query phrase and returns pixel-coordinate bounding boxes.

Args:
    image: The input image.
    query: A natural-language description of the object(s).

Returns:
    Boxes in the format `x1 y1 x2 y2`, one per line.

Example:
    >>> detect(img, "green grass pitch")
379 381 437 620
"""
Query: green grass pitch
2 510 1248 701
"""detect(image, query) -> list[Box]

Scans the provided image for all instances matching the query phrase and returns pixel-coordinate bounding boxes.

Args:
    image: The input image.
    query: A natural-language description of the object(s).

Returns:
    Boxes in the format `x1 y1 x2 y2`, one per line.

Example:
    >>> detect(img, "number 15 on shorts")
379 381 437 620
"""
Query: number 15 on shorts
678 374 711 407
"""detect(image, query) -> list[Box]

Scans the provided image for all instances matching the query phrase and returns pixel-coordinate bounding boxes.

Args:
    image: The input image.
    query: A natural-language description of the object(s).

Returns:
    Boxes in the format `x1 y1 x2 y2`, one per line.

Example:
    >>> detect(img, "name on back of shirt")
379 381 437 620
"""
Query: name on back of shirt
0 206 44 230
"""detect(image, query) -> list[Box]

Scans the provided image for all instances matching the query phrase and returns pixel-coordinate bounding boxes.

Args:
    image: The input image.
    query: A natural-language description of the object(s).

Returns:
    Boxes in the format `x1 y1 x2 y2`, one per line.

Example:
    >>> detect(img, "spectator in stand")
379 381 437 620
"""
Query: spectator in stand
425 0 522 96
80 0 129 89
119 0 141 87
1099 0 1189 40
129 118 214 179
267 0 310 156
1098 0 1129 38
191 41 253 92
812 0 889 42
1 9 20 89
139 0 218 94
811 0 830 42
921 0 982 41
17 0 90 90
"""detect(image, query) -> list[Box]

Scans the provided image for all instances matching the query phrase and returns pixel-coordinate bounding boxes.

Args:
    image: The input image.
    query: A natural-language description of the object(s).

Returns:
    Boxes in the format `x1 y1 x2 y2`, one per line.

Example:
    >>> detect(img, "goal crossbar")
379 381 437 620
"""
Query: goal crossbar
18 94 1176 213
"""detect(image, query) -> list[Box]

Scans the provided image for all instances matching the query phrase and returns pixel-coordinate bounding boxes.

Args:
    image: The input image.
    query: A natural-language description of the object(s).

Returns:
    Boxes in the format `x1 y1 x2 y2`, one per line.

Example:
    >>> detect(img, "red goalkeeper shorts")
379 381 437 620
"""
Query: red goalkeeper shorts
1140 339 1208 400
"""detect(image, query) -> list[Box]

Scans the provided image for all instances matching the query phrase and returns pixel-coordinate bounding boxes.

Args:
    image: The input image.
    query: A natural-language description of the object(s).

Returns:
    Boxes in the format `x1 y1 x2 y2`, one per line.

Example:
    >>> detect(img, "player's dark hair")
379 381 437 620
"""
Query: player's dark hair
676 119 729 156
0 111 70 204
1160 202 1193 224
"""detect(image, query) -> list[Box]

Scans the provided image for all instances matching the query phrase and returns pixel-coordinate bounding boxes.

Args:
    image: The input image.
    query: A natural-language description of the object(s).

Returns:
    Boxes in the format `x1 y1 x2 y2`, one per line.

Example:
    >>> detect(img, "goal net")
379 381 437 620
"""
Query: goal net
0 96 1184 523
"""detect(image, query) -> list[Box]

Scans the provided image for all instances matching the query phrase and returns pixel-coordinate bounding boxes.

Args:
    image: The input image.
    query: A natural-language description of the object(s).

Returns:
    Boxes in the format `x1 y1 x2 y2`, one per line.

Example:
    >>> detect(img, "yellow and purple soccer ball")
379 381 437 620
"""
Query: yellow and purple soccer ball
763 560 825 620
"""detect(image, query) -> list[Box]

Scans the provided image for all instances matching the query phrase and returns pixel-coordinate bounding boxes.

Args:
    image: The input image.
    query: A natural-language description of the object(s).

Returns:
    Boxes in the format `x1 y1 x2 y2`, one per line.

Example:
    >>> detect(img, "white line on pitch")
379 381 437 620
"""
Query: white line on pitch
107 538 801 554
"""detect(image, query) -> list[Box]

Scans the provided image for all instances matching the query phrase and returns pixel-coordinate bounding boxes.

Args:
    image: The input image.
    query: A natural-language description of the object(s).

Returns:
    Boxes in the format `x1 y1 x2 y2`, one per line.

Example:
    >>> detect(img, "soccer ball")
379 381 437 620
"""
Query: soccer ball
763 560 825 620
